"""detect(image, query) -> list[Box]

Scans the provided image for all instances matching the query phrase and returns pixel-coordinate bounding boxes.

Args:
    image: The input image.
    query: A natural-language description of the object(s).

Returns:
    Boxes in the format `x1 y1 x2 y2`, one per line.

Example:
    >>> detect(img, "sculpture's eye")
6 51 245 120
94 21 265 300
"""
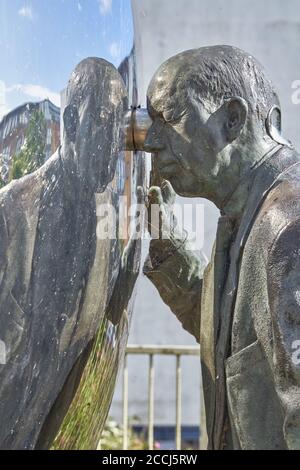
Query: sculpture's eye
163 108 186 125
162 110 173 122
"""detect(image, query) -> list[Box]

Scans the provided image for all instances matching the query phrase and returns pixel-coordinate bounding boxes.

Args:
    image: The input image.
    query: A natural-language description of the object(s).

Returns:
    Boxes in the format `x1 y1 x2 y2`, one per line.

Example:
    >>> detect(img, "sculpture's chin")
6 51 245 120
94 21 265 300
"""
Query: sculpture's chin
168 176 187 197
169 177 202 198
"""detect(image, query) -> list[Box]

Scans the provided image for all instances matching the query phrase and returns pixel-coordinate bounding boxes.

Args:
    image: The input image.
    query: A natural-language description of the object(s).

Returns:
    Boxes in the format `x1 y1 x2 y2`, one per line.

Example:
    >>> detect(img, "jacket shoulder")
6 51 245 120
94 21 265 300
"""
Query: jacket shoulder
253 174 300 247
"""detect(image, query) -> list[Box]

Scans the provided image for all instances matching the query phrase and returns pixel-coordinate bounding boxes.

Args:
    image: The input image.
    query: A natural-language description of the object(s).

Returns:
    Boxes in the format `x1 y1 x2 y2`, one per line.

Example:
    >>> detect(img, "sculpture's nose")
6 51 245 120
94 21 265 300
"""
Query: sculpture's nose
143 120 165 153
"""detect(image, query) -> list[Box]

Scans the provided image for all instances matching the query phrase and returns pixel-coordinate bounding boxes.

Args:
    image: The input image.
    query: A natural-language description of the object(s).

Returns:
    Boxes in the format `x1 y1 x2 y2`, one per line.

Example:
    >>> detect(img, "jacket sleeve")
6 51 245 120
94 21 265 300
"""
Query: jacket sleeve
143 237 205 343
267 219 300 449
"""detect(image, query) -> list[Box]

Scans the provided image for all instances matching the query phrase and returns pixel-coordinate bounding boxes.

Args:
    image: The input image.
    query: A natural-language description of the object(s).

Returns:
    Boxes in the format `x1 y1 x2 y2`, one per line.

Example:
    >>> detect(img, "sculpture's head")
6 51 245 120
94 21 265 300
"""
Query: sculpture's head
62 57 127 193
145 46 281 205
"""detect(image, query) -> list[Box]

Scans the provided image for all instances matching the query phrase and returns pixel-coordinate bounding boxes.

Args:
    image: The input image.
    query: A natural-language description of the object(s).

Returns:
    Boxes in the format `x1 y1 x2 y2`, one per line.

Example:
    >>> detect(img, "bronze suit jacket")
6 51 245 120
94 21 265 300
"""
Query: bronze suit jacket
144 146 300 450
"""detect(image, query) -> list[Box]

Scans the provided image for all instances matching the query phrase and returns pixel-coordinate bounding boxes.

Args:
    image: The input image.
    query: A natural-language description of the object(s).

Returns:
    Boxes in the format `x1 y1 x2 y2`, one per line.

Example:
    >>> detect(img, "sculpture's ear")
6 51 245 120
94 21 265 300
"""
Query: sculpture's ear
222 97 248 143
63 104 79 143
266 105 293 148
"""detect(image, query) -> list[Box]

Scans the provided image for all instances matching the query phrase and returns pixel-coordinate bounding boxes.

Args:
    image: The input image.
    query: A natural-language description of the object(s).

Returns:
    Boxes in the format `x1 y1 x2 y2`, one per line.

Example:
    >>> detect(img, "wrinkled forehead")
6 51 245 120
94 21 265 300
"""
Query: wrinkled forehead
147 57 195 118
147 74 186 118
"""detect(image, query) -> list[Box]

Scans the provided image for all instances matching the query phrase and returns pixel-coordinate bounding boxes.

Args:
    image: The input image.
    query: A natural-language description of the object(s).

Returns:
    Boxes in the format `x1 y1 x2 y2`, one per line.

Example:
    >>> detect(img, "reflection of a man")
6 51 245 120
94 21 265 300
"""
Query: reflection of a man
0 57 130 449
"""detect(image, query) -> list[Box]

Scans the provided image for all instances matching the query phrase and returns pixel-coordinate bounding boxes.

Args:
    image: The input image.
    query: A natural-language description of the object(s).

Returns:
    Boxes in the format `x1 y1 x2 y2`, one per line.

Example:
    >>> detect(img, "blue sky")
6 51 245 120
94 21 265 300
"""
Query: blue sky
0 0 133 119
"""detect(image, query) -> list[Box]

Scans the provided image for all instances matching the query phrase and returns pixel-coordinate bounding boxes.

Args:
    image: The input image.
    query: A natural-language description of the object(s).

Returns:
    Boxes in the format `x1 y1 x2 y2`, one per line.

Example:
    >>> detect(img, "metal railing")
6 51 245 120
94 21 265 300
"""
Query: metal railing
122 344 206 450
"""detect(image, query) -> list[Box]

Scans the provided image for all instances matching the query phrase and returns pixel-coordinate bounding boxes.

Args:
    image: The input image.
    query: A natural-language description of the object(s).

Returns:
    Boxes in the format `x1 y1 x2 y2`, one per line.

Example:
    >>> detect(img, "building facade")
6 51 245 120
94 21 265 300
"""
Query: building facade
0 99 60 182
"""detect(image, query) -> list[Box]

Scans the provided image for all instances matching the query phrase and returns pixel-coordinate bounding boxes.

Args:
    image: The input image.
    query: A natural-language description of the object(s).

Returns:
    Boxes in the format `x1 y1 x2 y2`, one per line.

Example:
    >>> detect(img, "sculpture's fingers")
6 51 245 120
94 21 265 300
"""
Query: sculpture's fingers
161 179 176 205
136 186 145 205
147 186 164 239
148 186 163 206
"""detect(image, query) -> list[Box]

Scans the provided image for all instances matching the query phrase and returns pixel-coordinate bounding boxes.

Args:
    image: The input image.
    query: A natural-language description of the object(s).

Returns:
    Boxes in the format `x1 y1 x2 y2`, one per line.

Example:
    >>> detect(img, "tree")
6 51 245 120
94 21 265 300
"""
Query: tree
9 109 47 182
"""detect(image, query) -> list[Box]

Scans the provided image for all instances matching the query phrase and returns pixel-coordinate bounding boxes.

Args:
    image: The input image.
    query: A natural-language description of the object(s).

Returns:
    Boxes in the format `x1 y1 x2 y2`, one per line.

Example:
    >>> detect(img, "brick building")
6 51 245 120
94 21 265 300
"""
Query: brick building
0 99 60 182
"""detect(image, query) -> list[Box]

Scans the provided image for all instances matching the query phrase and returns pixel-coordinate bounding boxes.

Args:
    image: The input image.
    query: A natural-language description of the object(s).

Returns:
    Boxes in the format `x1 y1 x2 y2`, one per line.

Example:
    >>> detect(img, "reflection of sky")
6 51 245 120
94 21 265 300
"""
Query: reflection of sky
0 0 133 119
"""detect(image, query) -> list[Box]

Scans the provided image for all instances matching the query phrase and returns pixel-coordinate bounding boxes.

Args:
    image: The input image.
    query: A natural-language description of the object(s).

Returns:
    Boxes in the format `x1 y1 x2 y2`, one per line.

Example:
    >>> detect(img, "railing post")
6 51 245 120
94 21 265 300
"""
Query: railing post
175 355 182 450
123 353 129 450
148 353 154 450
124 345 200 451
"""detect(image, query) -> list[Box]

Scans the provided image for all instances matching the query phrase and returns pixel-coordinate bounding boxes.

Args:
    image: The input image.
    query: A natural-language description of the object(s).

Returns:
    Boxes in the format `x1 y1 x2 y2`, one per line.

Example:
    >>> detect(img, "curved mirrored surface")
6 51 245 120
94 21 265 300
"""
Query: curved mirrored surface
0 0 145 449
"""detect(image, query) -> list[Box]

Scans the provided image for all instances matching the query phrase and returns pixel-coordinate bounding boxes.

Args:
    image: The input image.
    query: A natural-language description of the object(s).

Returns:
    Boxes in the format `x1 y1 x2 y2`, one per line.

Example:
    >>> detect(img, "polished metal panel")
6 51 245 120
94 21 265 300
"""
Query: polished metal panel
0 1 144 450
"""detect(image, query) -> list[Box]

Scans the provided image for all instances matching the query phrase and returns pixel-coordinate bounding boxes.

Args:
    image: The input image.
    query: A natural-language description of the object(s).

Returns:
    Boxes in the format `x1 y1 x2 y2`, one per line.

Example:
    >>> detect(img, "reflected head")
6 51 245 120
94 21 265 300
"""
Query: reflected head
63 57 127 193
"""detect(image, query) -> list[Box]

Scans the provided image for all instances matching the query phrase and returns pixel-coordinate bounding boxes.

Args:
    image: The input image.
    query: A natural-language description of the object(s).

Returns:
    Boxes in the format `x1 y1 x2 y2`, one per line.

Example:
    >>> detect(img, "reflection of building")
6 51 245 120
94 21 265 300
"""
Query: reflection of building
0 99 60 181
116 50 139 246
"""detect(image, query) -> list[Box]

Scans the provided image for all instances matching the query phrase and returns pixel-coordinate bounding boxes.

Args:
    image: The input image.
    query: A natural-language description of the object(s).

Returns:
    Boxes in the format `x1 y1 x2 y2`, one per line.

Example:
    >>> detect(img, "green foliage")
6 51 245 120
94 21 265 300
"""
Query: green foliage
52 319 120 450
99 418 159 451
51 317 160 450
9 109 47 182
0 175 5 189
98 418 128 451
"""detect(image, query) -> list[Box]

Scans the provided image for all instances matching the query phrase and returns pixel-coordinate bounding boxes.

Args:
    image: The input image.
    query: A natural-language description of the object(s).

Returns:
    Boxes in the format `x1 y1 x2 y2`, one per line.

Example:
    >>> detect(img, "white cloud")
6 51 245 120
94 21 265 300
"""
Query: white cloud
0 82 60 120
18 5 33 20
78 2 82 11
99 0 112 16
5 83 61 107
109 42 121 60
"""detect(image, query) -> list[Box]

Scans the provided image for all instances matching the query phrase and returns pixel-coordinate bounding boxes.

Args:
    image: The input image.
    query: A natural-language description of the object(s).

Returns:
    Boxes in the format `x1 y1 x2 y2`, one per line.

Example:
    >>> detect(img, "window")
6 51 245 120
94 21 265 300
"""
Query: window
46 128 52 146
2 146 10 162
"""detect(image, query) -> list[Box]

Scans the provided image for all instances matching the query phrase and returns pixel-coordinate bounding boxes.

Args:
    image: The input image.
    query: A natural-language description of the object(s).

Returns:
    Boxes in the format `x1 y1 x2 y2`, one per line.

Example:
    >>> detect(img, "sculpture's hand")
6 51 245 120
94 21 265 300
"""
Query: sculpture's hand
143 179 203 342
146 180 186 244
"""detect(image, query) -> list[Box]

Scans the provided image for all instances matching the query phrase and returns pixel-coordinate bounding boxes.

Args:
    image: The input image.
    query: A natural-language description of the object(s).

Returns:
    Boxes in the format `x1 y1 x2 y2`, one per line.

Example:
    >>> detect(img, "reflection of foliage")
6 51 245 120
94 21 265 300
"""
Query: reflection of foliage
9 110 46 181
0 175 5 189
52 315 128 450
98 418 124 450
99 418 160 450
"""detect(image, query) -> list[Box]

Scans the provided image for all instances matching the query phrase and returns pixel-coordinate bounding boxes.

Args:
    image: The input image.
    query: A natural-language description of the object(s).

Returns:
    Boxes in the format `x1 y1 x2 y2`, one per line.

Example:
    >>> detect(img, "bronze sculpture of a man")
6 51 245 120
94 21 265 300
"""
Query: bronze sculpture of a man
143 45 300 450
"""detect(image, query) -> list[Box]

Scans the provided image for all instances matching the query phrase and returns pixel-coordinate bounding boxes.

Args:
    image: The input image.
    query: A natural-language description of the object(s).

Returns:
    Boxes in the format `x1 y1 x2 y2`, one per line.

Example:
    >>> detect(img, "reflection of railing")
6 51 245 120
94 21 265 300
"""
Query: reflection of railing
122 345 206 450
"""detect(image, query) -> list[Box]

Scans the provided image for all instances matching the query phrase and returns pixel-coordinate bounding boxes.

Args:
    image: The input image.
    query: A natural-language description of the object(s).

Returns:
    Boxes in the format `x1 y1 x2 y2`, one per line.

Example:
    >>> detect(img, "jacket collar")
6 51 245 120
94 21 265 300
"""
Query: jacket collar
221 144 284 220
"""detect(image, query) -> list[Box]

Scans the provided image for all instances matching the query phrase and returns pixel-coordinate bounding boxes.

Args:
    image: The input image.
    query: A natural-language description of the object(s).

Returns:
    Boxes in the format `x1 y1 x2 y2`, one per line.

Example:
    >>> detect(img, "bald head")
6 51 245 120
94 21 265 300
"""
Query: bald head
148 45 279 131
